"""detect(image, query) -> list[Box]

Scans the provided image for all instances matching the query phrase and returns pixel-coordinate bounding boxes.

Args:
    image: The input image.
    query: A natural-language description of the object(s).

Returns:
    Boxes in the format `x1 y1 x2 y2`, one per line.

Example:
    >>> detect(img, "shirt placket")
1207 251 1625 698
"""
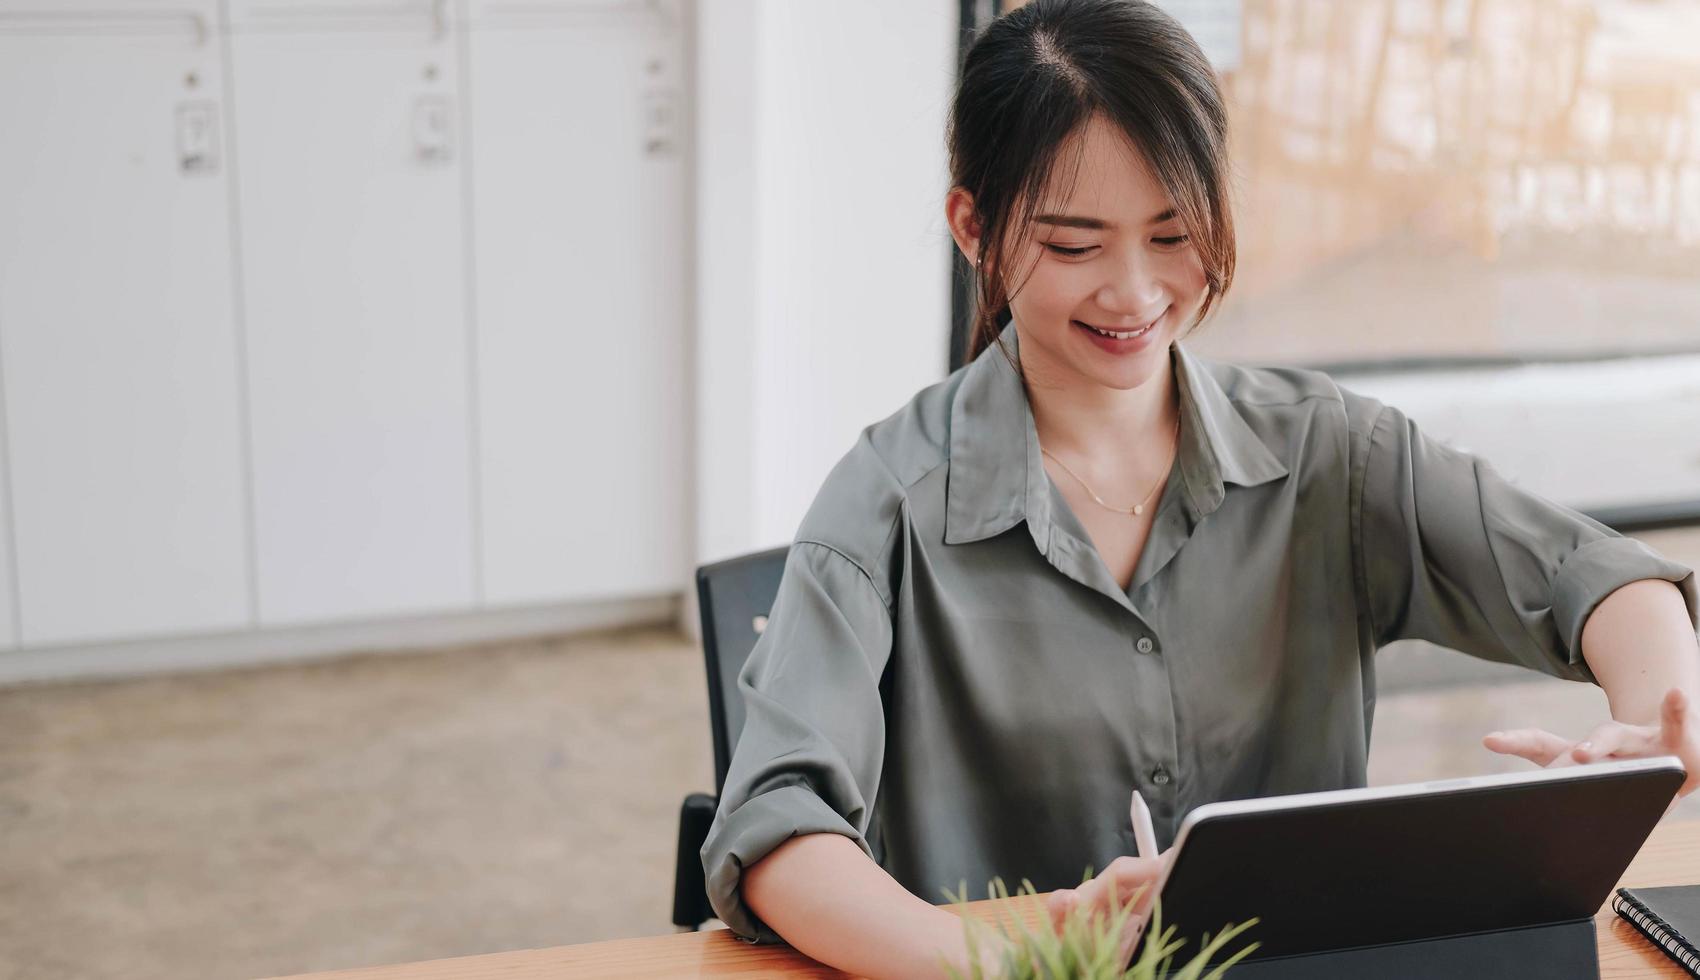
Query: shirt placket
1038 500 1188 851
1125 623 1181 849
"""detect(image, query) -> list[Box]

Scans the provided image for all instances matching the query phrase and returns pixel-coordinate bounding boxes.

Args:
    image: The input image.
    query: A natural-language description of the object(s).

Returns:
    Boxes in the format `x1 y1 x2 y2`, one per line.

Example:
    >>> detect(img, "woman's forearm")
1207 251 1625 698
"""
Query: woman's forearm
1582 579 1700 724
742 832 1010 979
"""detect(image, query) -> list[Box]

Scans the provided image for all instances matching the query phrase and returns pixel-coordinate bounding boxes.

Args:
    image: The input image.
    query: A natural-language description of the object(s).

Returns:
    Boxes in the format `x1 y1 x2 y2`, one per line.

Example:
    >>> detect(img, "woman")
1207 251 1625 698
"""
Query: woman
700 1 1700 976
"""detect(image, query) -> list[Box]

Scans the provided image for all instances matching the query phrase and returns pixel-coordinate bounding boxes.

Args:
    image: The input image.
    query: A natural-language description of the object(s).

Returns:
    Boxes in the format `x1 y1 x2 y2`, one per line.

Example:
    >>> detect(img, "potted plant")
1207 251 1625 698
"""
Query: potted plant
941 876 1260 979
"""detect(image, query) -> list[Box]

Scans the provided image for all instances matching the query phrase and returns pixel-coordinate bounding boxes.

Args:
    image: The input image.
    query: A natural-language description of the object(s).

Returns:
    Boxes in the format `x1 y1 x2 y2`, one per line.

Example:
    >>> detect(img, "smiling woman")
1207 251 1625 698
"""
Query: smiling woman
940 2 1244 594
698 3 1700 979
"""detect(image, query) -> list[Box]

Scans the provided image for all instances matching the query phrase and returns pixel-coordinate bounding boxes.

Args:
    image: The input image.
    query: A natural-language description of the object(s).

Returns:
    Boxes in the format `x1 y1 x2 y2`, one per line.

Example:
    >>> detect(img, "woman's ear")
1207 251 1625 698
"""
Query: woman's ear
945 186 982 266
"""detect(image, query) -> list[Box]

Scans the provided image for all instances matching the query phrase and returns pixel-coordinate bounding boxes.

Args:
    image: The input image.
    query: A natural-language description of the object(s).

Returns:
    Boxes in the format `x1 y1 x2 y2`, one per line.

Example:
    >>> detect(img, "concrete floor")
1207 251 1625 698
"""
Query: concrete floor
3 528 1697 980
0 629 715 980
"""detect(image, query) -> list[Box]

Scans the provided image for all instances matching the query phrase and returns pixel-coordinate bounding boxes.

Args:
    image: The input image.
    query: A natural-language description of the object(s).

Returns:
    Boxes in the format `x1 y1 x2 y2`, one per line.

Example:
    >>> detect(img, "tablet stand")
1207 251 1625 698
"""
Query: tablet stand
1165 917 1598 979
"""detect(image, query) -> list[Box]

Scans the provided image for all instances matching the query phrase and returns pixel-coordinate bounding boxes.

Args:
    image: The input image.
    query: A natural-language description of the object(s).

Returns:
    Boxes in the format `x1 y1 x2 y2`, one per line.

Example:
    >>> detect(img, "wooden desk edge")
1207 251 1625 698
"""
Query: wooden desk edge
267 819 1700 980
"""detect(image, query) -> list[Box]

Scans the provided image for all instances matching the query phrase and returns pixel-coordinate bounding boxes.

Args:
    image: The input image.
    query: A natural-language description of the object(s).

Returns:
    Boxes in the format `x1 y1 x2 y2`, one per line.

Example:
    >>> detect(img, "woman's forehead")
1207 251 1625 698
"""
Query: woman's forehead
1037 115 1169 225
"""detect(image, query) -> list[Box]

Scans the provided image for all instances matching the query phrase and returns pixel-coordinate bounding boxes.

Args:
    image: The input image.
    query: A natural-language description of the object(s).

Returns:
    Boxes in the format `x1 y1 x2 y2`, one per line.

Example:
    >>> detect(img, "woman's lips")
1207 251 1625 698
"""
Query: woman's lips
1075 319 1156 340
1072 312 1165 354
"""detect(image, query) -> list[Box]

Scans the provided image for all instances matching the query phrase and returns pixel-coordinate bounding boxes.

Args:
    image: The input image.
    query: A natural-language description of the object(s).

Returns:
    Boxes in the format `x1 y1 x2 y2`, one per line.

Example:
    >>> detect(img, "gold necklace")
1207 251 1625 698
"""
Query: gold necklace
1041 413 1181 517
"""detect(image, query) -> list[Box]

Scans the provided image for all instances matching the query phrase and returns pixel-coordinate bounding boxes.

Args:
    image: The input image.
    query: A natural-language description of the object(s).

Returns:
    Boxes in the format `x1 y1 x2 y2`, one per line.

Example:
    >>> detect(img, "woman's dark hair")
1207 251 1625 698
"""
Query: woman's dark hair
948 0 1235 364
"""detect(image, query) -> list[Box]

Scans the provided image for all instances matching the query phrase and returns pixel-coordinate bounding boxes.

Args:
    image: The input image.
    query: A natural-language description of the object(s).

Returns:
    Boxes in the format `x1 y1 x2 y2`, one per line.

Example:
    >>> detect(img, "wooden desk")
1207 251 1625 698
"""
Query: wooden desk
272 819 1700 979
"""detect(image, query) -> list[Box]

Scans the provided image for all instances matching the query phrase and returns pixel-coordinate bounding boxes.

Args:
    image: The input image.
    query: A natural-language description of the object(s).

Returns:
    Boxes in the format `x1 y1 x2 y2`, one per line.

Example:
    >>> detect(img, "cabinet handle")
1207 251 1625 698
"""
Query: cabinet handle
0 9 210 46
477 0 672 33
238 2 450 39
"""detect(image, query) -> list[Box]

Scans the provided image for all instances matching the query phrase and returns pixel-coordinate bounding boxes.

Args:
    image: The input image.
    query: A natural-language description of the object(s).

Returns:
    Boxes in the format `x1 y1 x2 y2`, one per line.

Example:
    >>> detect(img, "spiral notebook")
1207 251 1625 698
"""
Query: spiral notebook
1613 885 1700 977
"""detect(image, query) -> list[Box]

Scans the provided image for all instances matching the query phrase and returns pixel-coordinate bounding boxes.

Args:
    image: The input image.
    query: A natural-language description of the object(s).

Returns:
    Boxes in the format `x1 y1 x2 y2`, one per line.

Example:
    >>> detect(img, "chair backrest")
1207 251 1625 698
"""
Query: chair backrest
695 546 790 794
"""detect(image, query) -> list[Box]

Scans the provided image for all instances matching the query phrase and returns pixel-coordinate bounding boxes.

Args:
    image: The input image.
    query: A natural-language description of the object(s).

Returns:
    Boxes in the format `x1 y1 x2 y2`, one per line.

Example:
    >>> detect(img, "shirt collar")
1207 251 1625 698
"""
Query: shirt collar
944 321 1288 547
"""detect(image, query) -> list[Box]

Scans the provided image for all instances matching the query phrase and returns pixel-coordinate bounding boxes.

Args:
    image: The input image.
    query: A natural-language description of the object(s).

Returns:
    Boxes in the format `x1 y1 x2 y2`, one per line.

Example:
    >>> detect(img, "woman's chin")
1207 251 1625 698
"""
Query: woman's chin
1075 341 1171 391
1018 322 1172 390
1092 365 1164 391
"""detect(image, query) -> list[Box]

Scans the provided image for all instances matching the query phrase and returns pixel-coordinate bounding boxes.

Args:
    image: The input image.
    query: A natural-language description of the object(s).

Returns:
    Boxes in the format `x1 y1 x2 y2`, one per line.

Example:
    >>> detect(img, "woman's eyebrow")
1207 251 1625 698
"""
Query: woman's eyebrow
1034 208 1176 230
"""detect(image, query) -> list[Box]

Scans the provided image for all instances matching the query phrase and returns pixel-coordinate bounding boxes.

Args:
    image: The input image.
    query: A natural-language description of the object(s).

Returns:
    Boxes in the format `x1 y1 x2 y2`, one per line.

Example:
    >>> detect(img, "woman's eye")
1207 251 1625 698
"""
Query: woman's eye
1153 235 1191 248
1043 243 1095 257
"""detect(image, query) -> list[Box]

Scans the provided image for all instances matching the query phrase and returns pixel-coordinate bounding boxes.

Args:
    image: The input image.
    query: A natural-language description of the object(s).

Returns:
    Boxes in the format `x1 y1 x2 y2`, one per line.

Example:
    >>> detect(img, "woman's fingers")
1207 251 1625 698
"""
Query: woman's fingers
1482 727 1573 767
1074 856 1165 922
1487 694 1700 802
1660 687 1690 753
1052 850 1174 935
1570 721 1648 763
1047 888 1077 934
1106 854 1164 893
1100 856 1161 915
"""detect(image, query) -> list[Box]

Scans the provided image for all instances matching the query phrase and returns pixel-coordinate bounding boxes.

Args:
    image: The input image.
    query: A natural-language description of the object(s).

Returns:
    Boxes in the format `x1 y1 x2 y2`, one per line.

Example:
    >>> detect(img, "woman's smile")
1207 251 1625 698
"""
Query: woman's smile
1072 312 1165 354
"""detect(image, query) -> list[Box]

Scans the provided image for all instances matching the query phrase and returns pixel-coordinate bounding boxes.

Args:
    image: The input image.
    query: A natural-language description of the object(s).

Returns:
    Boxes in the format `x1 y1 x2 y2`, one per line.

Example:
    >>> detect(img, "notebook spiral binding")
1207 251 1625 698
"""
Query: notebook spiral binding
1614 891 1700 978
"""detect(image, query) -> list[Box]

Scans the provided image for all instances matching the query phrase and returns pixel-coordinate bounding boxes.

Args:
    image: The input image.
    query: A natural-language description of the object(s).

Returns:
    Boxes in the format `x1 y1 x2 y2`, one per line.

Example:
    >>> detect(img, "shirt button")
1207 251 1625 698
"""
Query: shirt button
1152 766 1172 786
1135 636 1155 654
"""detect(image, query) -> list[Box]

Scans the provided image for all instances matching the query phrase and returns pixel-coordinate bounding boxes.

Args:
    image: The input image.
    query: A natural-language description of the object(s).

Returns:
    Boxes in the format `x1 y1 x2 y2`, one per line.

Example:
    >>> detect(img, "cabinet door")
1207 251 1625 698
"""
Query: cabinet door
466 0 689 605
228 0 475 625
0 1 250 646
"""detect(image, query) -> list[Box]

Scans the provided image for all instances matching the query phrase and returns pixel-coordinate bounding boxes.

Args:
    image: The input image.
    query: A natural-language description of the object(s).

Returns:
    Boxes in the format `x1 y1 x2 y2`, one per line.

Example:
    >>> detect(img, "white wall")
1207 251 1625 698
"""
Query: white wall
695 0 957 565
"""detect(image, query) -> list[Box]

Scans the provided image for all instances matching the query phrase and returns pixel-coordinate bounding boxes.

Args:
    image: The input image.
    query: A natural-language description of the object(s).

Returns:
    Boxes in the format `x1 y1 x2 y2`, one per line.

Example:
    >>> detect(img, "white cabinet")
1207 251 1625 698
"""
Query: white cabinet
0 2 695 669
0 1 250 646
465 0 689 606
227 0 476 625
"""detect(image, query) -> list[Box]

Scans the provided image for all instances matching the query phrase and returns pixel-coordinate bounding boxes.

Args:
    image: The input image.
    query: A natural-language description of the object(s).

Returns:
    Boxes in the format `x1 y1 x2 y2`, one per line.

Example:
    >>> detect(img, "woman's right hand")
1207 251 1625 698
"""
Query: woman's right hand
1044 848 1174 962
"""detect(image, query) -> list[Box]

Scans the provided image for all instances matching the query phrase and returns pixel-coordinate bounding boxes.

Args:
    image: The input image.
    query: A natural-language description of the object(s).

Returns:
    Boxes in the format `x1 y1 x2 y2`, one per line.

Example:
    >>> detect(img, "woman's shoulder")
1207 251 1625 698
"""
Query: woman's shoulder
791 369 963 581
1179 351 1397 485
1187 351 1387 434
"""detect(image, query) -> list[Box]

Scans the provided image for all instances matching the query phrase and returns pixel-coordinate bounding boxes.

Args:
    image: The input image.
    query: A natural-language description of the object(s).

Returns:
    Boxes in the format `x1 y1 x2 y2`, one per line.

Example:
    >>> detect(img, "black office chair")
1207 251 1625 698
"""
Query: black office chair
672 545 791 930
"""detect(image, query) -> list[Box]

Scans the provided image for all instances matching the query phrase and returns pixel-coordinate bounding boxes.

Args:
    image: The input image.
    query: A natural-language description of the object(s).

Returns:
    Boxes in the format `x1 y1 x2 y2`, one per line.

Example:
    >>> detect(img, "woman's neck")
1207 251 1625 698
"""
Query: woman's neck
1024 347 1179 463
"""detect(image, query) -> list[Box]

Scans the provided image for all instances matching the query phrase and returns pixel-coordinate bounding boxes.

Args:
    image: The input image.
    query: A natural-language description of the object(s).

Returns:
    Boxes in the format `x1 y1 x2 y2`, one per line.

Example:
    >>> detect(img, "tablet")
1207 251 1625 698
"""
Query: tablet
1134 755 1685 973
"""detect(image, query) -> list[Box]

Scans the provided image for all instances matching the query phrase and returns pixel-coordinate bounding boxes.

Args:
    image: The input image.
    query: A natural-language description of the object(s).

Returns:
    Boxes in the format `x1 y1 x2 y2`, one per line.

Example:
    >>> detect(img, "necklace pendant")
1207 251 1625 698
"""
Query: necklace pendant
1133 504 1144 516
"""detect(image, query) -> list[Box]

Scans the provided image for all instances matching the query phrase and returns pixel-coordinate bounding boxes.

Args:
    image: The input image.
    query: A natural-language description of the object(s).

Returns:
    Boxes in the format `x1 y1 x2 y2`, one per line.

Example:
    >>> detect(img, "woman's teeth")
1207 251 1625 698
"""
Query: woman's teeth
1080 321 1153 340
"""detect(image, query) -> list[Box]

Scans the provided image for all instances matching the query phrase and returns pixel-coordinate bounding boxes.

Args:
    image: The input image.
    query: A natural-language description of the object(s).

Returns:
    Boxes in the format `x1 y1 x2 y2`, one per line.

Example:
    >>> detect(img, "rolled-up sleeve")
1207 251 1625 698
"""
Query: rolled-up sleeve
700 539 894 944
1347 393 1698 683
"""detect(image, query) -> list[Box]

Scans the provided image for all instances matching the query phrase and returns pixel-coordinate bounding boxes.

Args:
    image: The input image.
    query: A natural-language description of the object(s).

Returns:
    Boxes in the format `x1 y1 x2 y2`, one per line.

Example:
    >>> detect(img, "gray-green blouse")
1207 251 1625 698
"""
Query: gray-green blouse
700 323 1698 945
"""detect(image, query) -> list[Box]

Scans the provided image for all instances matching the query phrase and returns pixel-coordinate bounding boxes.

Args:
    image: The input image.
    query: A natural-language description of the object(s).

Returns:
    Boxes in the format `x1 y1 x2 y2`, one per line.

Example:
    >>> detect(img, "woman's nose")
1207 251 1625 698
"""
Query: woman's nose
1094 254 1165 320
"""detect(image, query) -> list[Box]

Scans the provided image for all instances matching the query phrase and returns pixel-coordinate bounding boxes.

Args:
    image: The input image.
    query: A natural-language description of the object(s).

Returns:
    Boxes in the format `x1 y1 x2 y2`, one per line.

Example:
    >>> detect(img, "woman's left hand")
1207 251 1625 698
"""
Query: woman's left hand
1482 686 1699 810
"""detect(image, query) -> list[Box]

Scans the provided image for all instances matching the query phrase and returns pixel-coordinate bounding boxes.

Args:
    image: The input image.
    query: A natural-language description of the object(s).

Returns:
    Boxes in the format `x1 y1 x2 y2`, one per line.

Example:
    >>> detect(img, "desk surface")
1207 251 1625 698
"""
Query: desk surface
270 818 1700 979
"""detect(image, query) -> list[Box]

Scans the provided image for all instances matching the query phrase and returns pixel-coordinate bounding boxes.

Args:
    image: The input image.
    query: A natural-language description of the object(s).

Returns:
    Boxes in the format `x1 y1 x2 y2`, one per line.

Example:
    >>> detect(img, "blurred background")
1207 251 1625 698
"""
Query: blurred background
0 1 1696 977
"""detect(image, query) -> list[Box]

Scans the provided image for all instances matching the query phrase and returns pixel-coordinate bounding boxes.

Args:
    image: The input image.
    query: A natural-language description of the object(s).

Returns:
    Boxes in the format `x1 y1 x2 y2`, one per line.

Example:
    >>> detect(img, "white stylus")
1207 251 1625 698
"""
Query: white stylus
1130 789 1159 861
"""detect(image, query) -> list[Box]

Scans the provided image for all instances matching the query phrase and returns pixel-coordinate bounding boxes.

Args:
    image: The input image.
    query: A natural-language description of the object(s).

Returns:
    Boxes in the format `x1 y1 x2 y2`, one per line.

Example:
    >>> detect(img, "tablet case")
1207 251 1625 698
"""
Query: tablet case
1160 918 1597 979
1139 761 1686 980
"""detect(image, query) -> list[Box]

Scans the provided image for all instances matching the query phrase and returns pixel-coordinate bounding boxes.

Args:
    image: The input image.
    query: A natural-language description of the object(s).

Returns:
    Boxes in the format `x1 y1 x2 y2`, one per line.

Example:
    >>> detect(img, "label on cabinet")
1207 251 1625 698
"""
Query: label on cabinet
176 100 220 175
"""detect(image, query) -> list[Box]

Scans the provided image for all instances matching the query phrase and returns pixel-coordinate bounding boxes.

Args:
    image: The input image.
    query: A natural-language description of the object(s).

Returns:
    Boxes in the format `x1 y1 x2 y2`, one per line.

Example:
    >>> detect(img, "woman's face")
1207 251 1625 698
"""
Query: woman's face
972 113 1209 392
